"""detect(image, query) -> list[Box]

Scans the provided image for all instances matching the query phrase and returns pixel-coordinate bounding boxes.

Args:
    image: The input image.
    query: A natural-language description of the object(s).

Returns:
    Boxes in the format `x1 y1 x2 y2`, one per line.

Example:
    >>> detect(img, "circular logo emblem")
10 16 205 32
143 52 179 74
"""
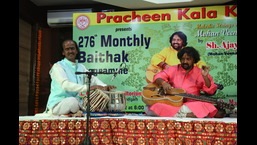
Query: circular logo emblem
76 15 90 30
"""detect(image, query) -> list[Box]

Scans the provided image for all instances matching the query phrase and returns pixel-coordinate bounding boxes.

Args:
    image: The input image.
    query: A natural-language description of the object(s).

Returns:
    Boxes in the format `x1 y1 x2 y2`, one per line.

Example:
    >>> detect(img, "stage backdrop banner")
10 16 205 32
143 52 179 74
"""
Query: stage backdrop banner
73 5 237 112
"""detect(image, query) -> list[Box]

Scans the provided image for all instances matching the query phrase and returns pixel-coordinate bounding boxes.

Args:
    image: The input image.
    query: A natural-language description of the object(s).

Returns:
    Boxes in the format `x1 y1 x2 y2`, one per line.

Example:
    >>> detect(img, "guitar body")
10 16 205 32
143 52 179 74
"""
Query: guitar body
141 83 185 107
145 65 161 83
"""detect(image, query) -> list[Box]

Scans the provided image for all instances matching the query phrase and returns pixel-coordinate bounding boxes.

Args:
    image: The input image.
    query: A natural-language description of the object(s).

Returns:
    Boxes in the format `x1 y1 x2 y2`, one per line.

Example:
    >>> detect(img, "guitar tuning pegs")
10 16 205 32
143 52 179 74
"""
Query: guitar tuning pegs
215 83 224 90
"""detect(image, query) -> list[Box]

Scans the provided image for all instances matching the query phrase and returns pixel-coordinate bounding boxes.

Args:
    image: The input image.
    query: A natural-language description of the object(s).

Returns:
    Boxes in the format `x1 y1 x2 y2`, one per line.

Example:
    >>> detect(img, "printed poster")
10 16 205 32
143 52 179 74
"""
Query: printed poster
73 5 237 112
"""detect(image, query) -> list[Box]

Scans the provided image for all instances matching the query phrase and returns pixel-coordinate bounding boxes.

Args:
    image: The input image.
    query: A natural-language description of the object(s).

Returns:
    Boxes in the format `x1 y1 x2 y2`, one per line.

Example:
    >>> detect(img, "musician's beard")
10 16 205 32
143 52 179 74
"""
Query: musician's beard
181 63 192 70
172 44 183 51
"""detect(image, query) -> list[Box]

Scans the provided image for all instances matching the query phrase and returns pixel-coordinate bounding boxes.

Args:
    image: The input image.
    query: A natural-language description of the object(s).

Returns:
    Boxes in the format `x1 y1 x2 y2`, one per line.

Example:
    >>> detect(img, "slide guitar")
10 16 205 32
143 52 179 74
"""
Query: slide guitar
141 83 235 110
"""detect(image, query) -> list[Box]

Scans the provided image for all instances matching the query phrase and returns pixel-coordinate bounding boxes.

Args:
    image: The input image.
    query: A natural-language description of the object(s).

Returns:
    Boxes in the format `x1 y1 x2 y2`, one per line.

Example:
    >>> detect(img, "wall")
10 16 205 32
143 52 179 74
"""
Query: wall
19 19 32 115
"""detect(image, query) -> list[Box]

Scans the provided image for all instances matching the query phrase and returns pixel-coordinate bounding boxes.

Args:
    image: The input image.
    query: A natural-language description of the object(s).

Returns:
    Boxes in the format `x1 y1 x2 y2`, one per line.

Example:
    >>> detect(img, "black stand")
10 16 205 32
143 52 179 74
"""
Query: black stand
80 72 93 145
76 71 116 145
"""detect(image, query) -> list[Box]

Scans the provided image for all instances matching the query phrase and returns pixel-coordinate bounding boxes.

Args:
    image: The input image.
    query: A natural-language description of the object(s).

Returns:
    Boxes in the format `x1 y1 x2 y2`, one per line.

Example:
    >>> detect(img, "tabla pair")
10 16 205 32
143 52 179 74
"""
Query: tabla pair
81 89 126 113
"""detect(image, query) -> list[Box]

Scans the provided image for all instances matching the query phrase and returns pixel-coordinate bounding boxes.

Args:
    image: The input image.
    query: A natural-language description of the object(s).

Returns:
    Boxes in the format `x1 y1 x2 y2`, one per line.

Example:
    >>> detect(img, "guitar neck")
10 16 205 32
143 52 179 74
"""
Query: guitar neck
173 93 235 110
178 93 217 104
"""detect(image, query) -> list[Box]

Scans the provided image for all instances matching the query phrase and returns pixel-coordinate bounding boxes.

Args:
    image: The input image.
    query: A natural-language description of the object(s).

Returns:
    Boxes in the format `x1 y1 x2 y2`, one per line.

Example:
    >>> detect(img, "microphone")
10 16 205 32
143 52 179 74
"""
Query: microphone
75 71 94 75
75 72 86 75
75 71 114 75
111 62 126 81
111 67 121 81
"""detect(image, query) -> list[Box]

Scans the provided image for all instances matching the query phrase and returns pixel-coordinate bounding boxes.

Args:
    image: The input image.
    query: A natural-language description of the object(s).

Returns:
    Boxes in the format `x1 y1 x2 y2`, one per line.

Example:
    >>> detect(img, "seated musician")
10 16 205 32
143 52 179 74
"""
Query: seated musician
145 46 224 118
44 39 116 117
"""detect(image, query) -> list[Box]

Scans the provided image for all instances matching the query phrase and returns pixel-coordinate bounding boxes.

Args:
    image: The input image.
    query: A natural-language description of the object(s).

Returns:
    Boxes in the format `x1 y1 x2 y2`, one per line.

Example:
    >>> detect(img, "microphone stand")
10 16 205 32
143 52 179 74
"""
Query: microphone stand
81 72 93 145
76 71 115 145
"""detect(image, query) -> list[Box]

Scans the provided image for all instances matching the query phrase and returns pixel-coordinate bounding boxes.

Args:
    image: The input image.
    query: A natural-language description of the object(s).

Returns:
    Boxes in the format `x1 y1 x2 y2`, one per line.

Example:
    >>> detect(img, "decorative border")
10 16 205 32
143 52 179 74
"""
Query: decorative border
19 118 237 145
34 29 42 114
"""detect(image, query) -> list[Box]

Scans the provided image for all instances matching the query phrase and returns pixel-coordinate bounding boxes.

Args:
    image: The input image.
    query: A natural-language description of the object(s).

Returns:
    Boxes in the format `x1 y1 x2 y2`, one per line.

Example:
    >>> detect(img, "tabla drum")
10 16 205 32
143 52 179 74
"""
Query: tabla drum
104 91 126 112
81 89 110 112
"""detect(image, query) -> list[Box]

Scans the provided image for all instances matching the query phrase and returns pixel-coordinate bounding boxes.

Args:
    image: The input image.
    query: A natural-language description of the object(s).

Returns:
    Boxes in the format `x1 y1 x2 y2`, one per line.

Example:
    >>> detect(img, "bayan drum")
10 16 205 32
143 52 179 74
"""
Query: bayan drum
104 91 126 112
81 89 110 112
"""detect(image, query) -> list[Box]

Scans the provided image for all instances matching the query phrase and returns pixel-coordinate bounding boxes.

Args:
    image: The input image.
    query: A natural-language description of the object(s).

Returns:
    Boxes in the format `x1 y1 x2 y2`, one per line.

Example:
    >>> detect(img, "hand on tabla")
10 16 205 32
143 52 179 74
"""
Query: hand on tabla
106 85 116 91
90 85 104 90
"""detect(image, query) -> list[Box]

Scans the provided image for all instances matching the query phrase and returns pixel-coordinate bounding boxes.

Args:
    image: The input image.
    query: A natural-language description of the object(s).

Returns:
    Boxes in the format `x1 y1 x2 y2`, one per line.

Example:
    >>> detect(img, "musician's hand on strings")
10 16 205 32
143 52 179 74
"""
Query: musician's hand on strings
155 78 172 94
161 82 172 94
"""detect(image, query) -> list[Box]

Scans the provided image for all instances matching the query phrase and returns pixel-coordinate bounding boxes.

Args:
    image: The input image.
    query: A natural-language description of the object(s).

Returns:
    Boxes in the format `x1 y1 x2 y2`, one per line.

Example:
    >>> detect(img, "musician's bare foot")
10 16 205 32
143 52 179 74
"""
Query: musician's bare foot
71 110 84 117
61 110 84 117
214 109 226 118
186 112 196 118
